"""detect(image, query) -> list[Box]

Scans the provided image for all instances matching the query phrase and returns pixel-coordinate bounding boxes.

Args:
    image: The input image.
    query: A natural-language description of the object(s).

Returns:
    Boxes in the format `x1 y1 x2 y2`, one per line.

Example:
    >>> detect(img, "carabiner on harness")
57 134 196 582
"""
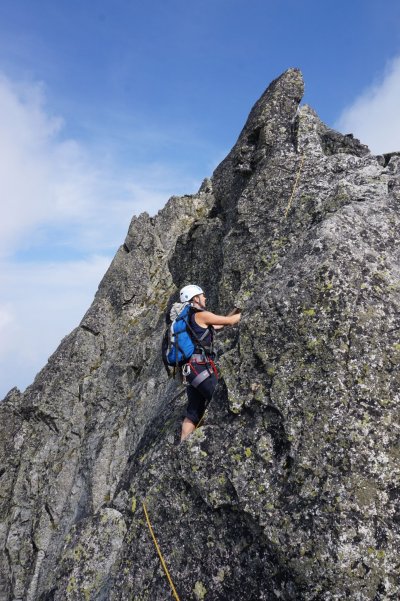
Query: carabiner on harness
182 363 191 377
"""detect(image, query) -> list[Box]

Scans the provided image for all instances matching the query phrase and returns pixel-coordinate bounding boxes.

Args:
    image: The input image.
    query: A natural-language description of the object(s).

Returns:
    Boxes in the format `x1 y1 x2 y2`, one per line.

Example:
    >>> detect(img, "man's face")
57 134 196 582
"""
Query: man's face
194 293 206 307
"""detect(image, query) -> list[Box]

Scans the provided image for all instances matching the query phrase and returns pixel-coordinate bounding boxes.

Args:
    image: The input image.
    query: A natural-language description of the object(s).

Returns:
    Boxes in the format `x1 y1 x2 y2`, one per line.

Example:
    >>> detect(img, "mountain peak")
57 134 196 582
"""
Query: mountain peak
1 70 399 601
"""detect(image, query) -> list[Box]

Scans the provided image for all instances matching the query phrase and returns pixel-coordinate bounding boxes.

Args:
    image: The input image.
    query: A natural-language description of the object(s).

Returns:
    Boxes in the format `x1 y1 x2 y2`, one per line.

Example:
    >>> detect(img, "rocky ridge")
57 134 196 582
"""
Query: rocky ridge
1 68 399 600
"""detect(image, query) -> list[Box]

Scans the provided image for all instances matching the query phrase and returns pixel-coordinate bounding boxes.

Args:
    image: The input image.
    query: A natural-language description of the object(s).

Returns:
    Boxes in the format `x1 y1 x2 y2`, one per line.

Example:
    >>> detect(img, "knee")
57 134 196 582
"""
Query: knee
181 417 196 441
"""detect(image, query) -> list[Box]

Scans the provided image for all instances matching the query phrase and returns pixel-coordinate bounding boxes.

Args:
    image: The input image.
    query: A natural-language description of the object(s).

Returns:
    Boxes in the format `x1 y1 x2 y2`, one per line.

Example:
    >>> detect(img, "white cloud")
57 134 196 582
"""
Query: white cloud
0 255 111 397
0 75 92 257
0 72 202 258
0 304 14 338
0 72 203 398
335 56 400 154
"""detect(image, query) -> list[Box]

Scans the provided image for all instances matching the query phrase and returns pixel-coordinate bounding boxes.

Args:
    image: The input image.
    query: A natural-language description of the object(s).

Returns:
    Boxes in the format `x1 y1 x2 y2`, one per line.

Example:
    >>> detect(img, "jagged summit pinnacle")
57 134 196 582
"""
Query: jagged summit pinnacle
1 70 399 601
238 67 304 140
212 68 304 211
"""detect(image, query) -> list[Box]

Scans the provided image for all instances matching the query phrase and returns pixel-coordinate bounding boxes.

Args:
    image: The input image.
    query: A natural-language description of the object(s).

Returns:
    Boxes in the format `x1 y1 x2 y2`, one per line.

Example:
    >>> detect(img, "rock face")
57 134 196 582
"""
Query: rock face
1 68 400 601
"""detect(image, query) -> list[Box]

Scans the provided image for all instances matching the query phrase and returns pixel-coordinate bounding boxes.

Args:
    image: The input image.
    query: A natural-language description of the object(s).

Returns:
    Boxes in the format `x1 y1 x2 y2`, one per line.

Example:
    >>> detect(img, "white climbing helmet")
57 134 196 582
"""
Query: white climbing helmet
179 284 204 303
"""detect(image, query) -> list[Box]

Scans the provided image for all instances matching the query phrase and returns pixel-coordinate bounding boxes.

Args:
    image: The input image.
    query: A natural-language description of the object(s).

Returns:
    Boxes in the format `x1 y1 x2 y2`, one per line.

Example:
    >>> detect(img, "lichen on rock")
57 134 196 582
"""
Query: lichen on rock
1 68 400 600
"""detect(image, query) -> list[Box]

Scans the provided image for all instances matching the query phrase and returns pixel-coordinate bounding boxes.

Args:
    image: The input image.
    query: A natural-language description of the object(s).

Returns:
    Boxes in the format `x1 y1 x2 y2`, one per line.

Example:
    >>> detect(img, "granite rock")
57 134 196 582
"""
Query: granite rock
1 69 399 600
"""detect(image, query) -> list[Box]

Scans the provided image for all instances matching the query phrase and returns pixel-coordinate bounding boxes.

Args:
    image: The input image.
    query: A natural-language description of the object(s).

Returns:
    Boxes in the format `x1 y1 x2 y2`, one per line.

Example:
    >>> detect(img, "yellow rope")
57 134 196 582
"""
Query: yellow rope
142 502 181 601
284 153 305 219
195 414 205 430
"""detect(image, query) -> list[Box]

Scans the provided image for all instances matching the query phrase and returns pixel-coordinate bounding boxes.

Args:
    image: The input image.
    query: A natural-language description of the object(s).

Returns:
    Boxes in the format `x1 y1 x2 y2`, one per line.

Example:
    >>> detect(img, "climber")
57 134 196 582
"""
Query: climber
179 284 241 441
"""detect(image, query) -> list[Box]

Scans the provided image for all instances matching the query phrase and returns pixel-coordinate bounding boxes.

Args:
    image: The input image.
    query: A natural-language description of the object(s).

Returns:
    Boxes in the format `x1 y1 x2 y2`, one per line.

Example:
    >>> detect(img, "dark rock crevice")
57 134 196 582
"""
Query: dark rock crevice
319 129 370 157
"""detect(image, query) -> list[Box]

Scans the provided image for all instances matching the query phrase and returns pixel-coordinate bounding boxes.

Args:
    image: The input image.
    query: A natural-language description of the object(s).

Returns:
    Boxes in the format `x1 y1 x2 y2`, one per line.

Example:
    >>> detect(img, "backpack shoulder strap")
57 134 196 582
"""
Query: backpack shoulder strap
161 327 172 376
184 308 213 354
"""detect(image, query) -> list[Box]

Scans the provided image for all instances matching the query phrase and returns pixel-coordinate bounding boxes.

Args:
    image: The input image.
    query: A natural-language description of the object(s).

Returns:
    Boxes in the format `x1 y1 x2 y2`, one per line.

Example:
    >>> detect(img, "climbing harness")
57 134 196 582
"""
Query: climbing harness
142 501 181 601
284 153 305 219
182 363 191 377
183 353 216 384
162 304 214 375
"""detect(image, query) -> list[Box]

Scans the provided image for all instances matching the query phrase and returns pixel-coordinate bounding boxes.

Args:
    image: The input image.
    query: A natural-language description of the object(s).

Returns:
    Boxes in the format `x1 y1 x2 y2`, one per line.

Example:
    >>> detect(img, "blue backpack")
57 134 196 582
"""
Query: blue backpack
161 303 213 375
166 304 195 367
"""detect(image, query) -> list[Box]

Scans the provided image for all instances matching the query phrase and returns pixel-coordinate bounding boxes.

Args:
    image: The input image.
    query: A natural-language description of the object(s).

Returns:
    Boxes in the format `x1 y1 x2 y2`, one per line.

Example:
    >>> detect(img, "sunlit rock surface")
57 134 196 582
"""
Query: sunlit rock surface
1 69 400 601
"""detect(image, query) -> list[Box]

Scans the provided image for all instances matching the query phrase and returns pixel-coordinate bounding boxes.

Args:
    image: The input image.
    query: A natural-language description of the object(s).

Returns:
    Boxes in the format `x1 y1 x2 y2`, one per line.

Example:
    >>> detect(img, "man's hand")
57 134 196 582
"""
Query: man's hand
214 309 241 330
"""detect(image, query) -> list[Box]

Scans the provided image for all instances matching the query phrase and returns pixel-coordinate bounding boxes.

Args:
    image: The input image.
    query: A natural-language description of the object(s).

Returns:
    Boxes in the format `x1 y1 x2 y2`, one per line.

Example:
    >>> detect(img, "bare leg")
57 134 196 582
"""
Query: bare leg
180 417 196 442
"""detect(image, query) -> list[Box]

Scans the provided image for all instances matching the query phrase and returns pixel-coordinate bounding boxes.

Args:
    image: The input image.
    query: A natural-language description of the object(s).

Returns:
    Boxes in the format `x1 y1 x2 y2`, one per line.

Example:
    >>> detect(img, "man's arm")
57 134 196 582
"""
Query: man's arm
196 310 241 328
211 307 241 330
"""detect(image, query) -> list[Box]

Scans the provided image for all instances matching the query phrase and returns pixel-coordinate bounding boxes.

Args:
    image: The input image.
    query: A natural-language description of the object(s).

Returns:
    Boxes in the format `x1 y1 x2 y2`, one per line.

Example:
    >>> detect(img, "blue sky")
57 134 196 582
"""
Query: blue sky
1 0 400 397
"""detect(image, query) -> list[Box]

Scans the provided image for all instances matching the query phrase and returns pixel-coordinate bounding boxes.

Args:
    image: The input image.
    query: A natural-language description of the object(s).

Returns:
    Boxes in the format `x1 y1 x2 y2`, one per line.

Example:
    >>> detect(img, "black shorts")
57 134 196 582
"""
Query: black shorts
185 364 218 425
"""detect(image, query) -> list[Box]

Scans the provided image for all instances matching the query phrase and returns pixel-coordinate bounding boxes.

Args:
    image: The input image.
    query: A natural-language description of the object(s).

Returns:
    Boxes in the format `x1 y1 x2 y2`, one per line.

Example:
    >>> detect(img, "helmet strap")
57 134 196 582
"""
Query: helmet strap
191 298 206 311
